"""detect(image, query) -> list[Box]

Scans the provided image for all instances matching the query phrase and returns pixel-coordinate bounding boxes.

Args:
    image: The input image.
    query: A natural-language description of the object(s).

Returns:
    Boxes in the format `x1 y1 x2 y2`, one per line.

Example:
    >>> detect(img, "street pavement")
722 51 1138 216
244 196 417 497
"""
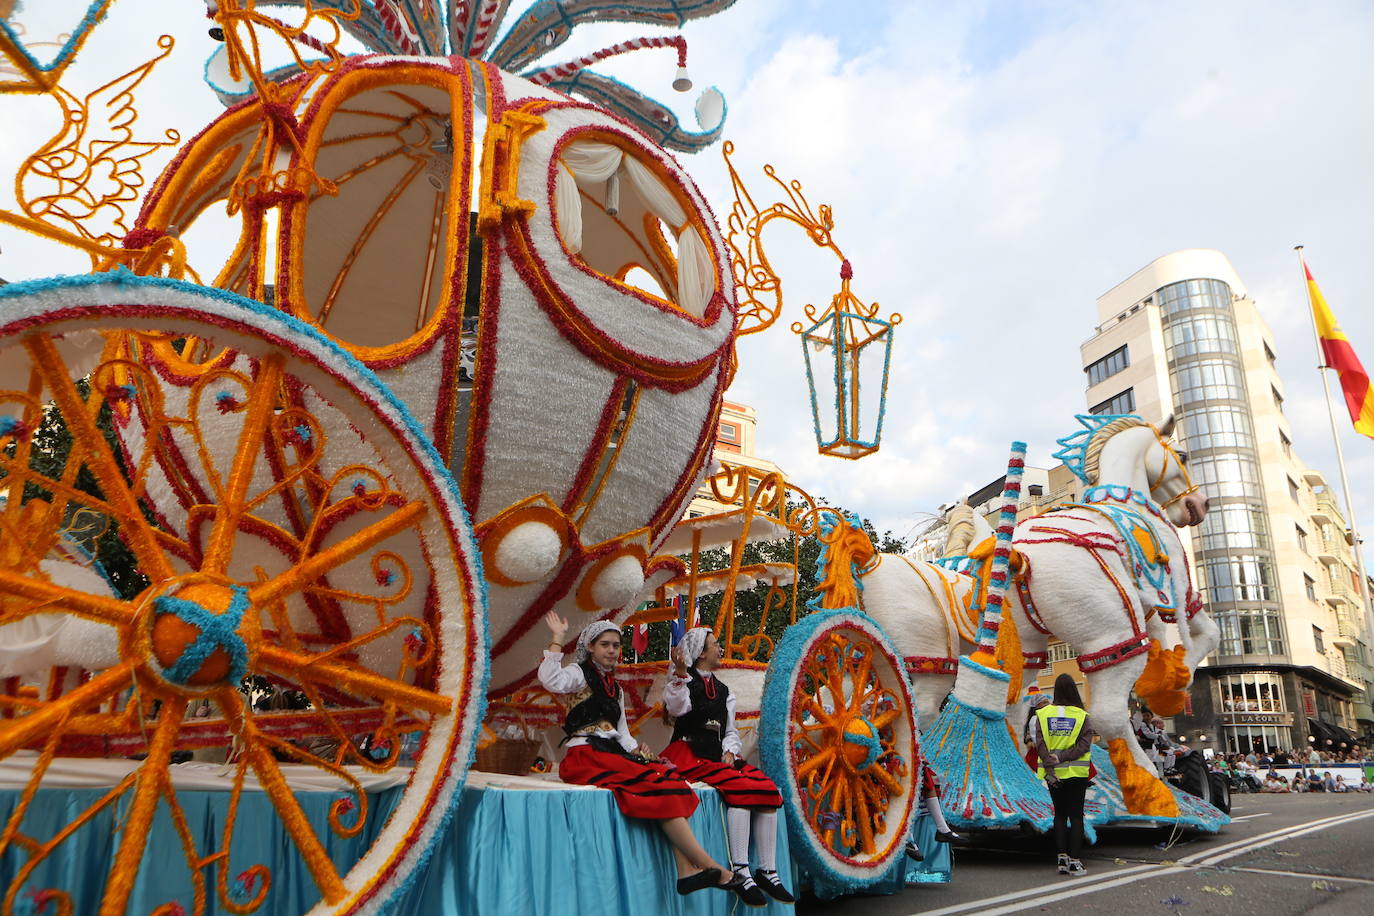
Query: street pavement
799 793 1374 915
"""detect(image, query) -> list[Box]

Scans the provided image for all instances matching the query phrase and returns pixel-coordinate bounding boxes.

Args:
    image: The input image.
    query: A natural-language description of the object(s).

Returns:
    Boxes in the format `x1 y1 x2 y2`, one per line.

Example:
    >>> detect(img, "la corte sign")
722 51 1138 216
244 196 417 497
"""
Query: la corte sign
1220 711 1293 726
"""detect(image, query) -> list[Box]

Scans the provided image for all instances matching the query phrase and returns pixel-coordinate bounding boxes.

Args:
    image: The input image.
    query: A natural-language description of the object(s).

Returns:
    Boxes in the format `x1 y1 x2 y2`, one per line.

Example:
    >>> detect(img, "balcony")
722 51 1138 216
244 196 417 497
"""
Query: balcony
1324 577 1358 607
1311 489 1344 525
1334 612 1361 645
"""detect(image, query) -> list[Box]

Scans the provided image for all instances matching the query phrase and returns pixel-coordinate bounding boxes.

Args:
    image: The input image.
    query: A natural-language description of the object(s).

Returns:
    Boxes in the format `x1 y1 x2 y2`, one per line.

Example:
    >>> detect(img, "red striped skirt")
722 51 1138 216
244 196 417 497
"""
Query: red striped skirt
558 744 698 820
660 740 783 810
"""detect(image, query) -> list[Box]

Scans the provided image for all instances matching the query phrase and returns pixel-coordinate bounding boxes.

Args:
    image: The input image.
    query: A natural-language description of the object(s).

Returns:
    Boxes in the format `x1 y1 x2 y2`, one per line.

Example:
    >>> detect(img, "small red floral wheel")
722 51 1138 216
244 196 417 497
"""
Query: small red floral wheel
759 608 921 894
0 274 486 915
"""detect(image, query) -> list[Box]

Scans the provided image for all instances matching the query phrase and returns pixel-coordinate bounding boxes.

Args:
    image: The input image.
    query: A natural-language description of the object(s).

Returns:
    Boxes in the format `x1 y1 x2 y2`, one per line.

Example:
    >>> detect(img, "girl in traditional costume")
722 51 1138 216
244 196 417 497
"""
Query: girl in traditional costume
539 613 745 897
661 627 793 906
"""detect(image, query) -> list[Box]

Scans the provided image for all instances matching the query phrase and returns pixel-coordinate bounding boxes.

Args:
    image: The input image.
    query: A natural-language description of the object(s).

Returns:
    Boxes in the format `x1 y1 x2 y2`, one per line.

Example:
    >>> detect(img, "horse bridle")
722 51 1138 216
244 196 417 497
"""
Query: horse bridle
1149 428 1200 510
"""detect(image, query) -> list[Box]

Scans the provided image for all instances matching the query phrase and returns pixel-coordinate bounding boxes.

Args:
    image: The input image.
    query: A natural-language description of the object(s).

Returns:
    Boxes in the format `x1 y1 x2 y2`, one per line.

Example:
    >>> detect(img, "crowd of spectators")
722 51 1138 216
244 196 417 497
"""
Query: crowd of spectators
1207 747 1373 794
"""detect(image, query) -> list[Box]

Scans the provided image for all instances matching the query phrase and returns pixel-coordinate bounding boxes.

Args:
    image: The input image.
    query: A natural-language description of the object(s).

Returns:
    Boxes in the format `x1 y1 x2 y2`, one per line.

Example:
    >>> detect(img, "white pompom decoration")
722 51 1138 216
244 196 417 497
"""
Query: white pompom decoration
588 554 646 610
492 520 564 584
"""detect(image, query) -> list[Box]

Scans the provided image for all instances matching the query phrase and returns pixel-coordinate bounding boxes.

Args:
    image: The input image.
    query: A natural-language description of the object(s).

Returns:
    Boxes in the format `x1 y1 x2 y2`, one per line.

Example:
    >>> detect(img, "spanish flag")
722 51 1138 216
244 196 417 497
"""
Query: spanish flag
1307 263 1374 439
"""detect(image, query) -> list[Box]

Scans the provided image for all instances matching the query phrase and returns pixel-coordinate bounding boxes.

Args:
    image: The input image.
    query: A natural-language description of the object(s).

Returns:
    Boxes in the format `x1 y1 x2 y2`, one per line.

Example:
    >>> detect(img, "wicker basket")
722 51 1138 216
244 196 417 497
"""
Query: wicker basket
474 737 541 776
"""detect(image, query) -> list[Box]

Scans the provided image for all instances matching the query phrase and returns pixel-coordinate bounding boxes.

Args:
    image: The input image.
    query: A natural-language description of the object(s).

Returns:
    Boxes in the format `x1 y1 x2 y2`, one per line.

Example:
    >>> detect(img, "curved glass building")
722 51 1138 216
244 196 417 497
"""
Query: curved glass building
1080 250 1372 754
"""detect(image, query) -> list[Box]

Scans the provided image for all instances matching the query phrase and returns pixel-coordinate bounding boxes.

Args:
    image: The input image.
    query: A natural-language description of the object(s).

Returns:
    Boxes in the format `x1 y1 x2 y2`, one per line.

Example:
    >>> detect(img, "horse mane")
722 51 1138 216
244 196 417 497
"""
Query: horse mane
942 504 979 558
1082 416 1151 484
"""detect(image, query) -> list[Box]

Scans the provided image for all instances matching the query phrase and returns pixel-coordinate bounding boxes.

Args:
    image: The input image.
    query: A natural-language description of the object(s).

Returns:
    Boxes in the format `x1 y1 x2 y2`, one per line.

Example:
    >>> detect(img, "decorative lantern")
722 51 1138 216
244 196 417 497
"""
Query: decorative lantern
722 143 901 459
797 261 895 459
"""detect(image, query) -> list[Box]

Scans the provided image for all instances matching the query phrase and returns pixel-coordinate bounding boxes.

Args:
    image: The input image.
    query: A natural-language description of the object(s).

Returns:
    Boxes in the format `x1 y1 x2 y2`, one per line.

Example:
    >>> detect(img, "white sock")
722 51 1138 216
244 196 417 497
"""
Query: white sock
753 809 778 872
925 794 953 834
727 807 751 871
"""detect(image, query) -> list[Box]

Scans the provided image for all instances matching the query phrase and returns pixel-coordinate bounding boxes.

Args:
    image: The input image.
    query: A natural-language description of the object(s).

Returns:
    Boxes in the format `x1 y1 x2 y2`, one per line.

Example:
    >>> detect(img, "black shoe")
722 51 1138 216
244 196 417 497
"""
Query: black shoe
721 871 768 908
905 840 924 861
754 869 795 904
676 868 721 895
935 829 964 844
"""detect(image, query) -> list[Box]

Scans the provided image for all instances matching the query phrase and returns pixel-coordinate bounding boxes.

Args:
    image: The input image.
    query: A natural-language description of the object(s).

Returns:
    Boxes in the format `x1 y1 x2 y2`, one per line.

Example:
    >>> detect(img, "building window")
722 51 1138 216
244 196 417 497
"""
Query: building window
1288 476 1300 504
1214 608 1286 655
1196 503 1270 552
1047 641 1078 663
1272 386 1284 413
1086 345 1130 386
718 422 740 445
1296 525 1308 554
1164 313 1239 359
1219 671 1286 712
1264 341 1277 365
1203 555 1276 602
1090 388 1135 416
1190 452 1262 499
1158 278 1234 316
1304 574 1317 601
1280 431 1292 458
1313 625 1325 655
1178 405 1253 451
1173 358 1246 405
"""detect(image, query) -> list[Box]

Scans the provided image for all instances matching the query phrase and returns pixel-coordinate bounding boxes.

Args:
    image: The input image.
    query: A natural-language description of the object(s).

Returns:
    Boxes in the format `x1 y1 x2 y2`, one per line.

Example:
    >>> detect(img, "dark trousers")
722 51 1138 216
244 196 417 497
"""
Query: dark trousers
1048 776 1090 859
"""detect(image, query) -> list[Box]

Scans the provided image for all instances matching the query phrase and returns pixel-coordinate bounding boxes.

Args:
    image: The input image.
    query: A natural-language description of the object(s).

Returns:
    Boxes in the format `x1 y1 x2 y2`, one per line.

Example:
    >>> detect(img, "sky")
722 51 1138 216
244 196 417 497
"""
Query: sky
3 0 1374 544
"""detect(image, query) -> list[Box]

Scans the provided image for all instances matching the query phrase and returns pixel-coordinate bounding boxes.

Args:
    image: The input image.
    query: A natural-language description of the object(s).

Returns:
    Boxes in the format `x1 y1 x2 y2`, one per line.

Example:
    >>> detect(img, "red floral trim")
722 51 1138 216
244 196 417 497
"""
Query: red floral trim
905 656 958 676
1021 651 1048 670
1076 633 1152 672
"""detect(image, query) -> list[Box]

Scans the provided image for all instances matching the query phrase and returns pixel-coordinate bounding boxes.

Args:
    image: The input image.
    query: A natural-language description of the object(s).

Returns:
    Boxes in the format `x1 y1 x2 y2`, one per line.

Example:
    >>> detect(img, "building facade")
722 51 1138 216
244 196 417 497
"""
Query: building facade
686 400 788 518
1081 249 1372 755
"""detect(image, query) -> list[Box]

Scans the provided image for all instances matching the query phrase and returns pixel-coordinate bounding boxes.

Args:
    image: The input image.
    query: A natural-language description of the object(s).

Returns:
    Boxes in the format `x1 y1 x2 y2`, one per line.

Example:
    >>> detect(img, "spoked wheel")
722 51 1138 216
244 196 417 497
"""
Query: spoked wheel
0 275 486 915
759 609 920 892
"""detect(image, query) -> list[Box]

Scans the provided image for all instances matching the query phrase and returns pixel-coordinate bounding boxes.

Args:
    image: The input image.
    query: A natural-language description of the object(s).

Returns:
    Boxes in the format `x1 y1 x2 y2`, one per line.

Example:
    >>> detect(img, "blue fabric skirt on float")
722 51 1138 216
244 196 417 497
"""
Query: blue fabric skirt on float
0 768 796 915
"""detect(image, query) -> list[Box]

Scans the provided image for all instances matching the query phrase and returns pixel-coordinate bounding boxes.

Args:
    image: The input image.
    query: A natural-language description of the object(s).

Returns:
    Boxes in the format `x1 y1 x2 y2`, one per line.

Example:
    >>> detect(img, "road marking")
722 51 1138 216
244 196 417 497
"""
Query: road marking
1228 812 1269 821
913 808 1374 916
1226 866 1374 886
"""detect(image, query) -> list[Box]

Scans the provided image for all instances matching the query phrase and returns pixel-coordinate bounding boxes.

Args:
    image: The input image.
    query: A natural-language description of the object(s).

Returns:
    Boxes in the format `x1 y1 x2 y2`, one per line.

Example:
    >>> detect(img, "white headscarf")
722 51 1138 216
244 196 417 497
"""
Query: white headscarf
678 627 711 669
574 619 621 664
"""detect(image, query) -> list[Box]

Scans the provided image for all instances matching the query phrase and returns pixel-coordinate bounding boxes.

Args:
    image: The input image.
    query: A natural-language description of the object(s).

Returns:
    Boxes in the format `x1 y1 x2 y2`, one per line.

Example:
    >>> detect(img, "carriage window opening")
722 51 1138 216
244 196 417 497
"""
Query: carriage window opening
620 266 669 301
1085 345 1129 387
553 139 714 318
1090 388 1135 416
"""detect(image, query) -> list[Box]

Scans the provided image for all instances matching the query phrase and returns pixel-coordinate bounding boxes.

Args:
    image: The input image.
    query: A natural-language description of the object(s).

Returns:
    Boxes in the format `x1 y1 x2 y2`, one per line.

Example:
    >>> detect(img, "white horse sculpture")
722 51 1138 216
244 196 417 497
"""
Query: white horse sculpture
861 414 1218 817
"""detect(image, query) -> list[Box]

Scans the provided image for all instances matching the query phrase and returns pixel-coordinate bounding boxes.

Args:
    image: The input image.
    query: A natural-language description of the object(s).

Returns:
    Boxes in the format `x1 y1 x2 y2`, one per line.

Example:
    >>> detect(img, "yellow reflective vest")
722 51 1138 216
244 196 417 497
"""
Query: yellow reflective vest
1035 705 1091 780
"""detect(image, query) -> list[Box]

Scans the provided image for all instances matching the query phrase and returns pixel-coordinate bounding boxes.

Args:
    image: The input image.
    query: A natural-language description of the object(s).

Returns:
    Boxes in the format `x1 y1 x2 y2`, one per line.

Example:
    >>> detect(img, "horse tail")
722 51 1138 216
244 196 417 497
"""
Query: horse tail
811 509 877 611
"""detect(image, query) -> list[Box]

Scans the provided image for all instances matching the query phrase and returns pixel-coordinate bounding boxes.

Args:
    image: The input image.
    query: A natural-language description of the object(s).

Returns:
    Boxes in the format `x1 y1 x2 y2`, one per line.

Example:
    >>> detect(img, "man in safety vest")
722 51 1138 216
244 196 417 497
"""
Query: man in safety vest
1029 675 1097 877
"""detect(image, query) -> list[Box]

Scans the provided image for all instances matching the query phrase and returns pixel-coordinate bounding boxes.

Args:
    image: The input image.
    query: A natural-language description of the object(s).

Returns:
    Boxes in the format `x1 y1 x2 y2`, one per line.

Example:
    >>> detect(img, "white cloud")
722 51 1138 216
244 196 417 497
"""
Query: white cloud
3 0 1374 544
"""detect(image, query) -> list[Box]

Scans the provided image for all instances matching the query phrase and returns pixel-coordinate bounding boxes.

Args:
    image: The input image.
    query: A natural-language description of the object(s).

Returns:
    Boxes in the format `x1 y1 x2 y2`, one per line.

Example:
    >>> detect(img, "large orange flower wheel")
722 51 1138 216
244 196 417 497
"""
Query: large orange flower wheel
759 609 920 893
0 274 486 915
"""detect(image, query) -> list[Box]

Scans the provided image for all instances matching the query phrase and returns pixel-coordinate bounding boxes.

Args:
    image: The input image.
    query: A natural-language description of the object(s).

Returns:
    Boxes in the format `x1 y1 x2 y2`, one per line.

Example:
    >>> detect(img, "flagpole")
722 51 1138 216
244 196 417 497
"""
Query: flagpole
1296 245 1374 674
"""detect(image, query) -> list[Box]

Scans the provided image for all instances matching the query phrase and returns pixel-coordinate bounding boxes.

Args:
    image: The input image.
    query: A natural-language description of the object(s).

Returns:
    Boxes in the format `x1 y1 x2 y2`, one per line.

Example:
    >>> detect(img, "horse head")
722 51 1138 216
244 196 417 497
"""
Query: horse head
1055 414 1209 528
1147 415 1209 527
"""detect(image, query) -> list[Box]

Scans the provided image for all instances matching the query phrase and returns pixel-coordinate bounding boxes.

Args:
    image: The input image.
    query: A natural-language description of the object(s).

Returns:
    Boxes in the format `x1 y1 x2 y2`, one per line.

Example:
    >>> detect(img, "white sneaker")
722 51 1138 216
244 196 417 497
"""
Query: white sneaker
1056 854 1071 875
1067 859 1087 877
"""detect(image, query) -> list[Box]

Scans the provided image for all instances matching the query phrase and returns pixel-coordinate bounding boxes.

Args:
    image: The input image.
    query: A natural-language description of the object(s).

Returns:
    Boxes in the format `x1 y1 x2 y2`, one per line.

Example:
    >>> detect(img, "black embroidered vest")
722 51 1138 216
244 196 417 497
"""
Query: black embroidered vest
670 668 730 761
562 659 623 741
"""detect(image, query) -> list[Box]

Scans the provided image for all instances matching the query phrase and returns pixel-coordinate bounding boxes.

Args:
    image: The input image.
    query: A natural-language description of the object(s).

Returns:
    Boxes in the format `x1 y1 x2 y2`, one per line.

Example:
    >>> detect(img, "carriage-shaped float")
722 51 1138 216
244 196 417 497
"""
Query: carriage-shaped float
0 2 931 911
